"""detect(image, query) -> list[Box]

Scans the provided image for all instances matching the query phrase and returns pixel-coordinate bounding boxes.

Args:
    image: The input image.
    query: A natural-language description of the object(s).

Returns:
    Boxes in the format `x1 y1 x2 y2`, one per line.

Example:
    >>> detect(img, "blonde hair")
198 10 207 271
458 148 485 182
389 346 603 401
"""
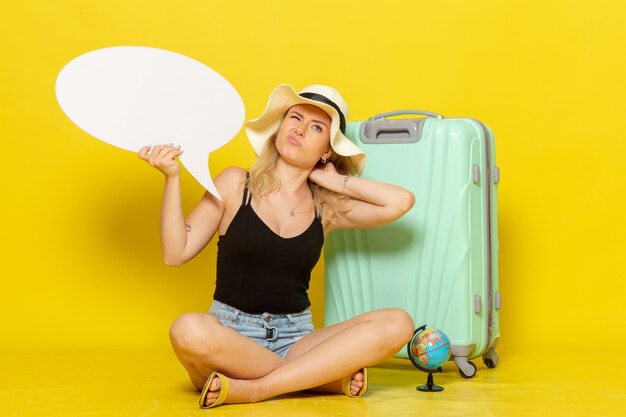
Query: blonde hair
248 133 355 222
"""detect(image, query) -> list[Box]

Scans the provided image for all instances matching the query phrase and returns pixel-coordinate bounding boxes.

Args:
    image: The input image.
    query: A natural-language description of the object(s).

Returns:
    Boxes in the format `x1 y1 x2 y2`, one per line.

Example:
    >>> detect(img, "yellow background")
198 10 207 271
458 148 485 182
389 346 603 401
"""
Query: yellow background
1 0 625 358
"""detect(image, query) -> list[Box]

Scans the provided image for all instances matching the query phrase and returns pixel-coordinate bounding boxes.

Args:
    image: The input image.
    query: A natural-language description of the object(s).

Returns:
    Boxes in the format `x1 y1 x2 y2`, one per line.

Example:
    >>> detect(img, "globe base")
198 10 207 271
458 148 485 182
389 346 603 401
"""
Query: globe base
417 372 444 392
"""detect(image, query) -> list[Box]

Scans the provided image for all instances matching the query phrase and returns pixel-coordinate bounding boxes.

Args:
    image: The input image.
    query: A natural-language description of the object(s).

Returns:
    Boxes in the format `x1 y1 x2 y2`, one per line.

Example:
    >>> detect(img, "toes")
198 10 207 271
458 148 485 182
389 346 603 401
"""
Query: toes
351 381 363 389
352 371 364 383
350 371 365 396
211 377 222 391
202 376 223 406
350 380 364 395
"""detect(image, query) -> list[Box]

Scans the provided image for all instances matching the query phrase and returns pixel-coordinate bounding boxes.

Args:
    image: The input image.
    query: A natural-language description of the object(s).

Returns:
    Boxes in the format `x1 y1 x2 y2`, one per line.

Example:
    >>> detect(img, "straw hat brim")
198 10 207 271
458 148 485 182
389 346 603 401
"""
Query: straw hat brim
244 84 365 175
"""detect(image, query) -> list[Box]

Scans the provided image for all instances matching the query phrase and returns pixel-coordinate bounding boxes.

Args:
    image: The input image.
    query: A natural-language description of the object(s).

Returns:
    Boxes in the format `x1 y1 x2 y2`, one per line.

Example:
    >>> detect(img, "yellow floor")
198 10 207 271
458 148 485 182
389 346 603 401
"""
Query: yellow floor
1 346 623 417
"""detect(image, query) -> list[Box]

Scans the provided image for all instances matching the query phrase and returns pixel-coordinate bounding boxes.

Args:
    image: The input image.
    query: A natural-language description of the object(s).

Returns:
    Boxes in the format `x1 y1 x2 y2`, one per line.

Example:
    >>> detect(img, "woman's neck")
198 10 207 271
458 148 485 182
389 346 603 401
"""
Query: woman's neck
275 159 312 195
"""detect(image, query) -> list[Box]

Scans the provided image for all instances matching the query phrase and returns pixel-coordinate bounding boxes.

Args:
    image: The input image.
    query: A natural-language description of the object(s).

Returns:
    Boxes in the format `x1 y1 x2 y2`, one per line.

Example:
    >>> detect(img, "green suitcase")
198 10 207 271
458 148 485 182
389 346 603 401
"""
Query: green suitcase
324 110 500 378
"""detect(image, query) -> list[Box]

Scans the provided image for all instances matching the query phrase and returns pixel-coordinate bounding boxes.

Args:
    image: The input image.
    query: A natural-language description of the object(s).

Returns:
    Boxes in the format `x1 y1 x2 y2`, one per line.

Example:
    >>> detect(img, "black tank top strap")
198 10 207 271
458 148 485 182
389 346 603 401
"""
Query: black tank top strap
241 172 251 206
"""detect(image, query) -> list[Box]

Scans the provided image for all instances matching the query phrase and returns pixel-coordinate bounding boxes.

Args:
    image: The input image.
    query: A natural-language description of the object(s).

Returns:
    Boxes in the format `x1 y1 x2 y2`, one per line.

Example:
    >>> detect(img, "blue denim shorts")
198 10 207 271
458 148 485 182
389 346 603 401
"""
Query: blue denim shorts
209 300 315 358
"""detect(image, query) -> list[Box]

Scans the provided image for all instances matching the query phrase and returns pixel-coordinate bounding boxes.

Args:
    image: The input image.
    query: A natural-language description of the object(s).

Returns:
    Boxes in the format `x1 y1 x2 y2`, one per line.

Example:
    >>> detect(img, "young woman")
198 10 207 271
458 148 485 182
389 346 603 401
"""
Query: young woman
138 84 416 408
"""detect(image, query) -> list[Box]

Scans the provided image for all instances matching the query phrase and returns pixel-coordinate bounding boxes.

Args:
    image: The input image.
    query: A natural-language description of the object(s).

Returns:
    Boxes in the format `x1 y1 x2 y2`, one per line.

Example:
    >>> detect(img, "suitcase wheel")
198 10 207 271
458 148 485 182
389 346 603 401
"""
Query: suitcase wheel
483 358 496 368
456 359 477 378
458 361 477 378
482 348 499 368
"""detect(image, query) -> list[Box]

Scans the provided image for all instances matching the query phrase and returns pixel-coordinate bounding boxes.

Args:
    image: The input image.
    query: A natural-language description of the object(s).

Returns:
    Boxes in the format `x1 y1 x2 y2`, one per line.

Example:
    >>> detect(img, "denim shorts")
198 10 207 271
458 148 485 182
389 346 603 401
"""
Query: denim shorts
209 300 315 358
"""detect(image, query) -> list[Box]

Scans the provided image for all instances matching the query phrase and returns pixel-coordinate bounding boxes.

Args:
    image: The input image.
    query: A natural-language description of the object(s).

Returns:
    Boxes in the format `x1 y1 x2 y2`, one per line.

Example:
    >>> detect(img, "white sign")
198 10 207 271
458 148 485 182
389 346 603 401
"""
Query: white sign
55 46 245 199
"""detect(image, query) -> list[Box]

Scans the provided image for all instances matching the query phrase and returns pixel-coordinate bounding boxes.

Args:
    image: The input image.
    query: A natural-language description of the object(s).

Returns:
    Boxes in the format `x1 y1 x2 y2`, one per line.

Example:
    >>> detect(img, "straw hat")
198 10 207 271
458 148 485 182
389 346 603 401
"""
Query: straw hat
244 84 366 175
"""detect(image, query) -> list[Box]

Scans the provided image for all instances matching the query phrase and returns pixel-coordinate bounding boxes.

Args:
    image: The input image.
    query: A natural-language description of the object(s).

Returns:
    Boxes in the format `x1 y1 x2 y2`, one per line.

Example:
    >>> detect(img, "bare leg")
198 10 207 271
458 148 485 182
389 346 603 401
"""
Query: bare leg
169 312 285 389
284 314 377 396
201 308 414 406
305 369 365 396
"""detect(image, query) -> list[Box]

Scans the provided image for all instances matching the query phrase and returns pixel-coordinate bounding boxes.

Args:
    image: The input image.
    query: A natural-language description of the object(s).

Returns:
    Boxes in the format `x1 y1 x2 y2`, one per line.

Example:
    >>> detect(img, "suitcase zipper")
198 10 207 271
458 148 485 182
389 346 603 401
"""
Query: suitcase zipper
467 118 494 354
478 120 494 353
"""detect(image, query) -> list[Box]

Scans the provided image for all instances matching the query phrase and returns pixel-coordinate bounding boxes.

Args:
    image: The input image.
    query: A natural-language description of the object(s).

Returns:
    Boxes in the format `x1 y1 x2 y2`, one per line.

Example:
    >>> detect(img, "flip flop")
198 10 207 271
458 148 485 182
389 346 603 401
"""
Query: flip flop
199 372 230 408
341 367 368 397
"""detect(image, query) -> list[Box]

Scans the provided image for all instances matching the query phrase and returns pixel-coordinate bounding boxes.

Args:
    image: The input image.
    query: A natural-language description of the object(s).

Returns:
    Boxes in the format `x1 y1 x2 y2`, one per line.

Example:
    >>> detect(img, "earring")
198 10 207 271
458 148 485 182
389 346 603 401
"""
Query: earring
321 157 327 164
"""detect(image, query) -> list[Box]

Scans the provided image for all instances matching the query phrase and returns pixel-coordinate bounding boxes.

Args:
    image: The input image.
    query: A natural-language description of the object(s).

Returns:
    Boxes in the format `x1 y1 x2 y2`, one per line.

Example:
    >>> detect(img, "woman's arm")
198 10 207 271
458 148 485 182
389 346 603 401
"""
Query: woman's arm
159 176 224 266
309 162 415 234
138 145 238 266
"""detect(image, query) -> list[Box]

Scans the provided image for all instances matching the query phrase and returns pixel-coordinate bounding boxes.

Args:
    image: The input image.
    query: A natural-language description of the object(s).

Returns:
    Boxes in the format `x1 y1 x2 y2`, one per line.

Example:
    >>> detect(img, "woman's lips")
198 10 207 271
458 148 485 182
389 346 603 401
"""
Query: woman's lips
287 135 302 147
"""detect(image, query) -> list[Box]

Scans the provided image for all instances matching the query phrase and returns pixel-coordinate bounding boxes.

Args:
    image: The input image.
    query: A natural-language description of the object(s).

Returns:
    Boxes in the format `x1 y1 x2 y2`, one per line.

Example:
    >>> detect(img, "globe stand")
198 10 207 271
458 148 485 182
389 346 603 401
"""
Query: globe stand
417 368 444 392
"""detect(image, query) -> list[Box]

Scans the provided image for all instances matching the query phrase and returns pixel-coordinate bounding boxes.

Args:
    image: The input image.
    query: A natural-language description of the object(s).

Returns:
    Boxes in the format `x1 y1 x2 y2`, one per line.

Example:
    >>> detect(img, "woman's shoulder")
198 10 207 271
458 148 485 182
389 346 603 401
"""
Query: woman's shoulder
214 166 248 202
217 166 248 182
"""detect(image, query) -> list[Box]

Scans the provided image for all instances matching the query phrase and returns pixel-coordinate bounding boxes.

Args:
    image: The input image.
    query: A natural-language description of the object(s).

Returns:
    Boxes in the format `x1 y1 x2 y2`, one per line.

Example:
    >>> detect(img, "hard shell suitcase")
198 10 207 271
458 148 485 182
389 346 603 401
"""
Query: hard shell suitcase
324 110 500 378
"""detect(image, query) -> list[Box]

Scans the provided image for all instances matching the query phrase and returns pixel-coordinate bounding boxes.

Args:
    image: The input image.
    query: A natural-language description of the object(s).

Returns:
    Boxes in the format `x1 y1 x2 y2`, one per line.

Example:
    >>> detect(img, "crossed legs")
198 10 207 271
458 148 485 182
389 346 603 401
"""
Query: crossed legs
169 308 414 406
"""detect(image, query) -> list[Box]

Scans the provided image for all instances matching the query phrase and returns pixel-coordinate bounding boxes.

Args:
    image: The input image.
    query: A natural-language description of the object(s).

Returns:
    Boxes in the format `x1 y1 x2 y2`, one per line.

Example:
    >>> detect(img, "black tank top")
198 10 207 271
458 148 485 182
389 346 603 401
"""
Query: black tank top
213 176 324 314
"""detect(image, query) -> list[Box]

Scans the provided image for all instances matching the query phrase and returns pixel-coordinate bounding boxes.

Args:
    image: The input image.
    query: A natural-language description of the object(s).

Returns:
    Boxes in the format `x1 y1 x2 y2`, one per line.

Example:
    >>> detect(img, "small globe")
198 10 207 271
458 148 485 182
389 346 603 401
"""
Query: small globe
408 328 452 371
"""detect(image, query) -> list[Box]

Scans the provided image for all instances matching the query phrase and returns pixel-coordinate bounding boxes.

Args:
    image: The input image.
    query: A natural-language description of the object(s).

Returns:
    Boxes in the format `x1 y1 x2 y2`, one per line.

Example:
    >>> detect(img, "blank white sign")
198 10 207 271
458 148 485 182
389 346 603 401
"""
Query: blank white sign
56 46 245 199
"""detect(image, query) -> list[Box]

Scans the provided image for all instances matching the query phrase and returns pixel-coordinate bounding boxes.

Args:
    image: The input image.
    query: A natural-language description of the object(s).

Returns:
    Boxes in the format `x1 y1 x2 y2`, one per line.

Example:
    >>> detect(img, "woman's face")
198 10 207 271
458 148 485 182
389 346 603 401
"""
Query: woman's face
275 104 333 169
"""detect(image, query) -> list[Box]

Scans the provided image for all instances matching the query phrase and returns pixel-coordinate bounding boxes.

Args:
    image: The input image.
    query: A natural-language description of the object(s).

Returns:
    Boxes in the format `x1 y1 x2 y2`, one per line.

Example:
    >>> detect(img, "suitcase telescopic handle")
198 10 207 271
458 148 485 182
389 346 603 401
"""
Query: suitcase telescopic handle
369 110 444 120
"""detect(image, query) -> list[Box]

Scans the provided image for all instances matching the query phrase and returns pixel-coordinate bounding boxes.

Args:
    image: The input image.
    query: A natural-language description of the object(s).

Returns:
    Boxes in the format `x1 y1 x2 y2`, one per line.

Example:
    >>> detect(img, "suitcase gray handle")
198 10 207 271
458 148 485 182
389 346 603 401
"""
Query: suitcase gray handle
360 116 427 144
368 110 444 120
